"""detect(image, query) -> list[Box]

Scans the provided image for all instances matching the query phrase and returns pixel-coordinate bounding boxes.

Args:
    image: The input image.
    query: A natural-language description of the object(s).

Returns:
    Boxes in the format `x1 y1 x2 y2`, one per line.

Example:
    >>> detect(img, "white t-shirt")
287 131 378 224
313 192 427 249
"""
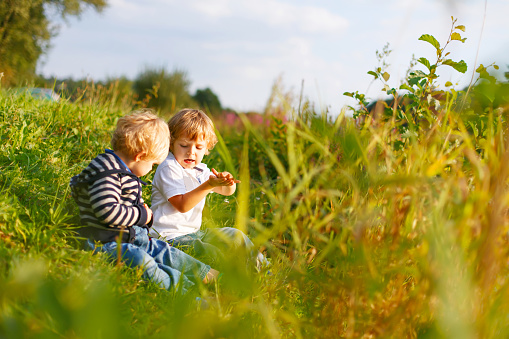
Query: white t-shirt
151 152 213 240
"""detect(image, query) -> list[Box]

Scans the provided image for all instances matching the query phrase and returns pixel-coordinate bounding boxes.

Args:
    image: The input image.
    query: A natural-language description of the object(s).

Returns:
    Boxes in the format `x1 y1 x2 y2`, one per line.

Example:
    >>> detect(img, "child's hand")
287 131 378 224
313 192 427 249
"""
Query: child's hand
209 168 241 187
143 203 153 223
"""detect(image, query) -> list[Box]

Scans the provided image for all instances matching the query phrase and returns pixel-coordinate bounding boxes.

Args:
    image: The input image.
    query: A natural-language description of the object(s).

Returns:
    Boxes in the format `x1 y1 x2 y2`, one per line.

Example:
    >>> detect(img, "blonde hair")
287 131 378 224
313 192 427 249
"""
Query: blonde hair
111 109 170 161
167 109 218 152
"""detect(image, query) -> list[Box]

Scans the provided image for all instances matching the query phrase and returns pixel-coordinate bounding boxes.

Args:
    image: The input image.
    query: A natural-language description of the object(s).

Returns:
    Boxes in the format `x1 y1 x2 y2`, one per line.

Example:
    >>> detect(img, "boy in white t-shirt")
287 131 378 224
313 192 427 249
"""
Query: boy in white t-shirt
151 109 267 268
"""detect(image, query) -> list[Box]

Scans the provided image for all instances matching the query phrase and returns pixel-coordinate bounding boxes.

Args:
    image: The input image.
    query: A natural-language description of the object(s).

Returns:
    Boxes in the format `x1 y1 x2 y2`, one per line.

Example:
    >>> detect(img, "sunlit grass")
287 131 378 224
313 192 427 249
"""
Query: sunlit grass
1 61 509 339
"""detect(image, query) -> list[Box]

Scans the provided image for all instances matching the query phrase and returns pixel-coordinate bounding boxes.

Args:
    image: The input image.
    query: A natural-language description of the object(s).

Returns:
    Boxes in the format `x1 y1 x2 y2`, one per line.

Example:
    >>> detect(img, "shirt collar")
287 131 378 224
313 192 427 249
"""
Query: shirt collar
105 149 131 173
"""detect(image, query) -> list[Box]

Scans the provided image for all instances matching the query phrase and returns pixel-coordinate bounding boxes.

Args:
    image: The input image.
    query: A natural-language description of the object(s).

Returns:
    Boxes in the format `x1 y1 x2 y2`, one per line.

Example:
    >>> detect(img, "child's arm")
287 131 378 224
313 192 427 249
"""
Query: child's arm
168 169 240 213
143 203 153 224
90 176 150 227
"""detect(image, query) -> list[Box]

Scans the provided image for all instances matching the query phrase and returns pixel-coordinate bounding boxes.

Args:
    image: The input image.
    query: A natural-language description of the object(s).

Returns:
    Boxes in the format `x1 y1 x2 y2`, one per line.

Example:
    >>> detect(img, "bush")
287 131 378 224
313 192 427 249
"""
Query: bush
132 66 197 114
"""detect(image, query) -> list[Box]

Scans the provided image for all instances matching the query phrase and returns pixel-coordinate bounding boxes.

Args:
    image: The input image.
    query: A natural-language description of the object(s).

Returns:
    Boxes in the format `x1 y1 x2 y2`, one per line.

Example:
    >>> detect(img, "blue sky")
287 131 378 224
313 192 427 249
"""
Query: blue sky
39 0 509 114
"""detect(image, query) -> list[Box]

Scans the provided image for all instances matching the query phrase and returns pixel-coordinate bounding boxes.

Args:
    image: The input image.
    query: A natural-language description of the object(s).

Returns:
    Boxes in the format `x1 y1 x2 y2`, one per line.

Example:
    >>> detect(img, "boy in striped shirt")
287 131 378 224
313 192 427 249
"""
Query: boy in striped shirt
70 110 218 293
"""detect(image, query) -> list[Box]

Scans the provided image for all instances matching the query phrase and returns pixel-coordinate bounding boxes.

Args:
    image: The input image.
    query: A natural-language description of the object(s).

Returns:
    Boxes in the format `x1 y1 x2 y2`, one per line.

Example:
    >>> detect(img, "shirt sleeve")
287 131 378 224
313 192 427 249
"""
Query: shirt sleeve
89 174 145 227
156 161 188 200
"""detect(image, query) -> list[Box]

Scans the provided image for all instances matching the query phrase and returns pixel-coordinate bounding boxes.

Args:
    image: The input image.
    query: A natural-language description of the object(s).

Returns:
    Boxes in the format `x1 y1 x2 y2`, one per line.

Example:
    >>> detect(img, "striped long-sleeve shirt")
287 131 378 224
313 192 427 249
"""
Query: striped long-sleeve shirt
70 151 150 243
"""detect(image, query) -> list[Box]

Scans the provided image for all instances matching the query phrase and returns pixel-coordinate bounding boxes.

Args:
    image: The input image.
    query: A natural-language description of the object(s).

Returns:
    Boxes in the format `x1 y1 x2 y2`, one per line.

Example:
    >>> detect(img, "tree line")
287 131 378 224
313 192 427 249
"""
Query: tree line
36 67 223 115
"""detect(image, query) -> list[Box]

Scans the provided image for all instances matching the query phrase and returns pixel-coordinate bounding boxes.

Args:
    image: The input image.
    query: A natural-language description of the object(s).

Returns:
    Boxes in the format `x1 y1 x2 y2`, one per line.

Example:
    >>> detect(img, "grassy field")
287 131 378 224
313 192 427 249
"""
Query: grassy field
1 31 509 337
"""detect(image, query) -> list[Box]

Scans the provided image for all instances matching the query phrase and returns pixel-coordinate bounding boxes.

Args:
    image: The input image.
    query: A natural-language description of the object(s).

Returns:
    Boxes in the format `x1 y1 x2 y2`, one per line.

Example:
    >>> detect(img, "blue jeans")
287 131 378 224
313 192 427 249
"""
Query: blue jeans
85 226 211 294
169 227 268 269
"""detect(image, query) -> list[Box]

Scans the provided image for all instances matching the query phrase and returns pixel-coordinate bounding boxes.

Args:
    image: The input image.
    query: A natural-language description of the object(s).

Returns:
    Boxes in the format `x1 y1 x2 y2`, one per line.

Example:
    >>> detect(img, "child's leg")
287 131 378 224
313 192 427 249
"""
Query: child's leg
134 226 212 282
98 241 195 293
170 232 225 266
202 227 270 270
202 227 254 251
145 237 212 283
167 234 197 252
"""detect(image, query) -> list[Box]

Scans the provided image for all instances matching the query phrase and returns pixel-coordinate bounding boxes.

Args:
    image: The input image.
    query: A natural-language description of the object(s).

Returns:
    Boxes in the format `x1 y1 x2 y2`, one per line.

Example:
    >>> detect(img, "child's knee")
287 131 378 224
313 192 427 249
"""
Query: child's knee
121 244 153 268
223 227 253 248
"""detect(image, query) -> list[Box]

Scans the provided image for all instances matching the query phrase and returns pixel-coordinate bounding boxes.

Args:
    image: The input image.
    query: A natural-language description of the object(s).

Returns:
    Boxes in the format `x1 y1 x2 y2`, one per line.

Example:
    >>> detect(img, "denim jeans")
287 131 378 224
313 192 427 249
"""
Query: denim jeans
85 226 211 294
169 227 269 269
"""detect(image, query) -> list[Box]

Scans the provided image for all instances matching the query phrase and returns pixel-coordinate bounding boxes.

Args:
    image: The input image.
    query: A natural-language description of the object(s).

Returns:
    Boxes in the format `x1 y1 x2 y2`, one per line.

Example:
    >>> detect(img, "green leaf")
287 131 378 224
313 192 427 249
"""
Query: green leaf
418 34 441 51
445 81 453 87
382 72 390 82
476 64 486 73
343 92 354 97
451 32 463 41
367 71 378 79
442 59 467 73
399 84 415 93
479 71 497 84
408 70 427 86
494 64 499 70
387 88 397 96
417 57 431 70
455 25 466 32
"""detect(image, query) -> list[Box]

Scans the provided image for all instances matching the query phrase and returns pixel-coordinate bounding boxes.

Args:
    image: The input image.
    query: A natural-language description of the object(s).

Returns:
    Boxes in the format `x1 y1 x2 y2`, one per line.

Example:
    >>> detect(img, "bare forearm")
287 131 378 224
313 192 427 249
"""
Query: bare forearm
169 181 214 213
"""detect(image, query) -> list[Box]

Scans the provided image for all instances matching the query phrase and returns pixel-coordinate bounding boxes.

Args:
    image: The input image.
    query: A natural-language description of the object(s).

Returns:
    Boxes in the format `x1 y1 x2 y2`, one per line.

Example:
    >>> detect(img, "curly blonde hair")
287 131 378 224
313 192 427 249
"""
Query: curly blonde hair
167 109 218 153
111 109 170 161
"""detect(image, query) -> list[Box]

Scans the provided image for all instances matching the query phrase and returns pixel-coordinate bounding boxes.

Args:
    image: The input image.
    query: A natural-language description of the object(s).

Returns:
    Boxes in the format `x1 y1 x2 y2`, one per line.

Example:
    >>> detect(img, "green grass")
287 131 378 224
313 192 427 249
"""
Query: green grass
1 63 509 338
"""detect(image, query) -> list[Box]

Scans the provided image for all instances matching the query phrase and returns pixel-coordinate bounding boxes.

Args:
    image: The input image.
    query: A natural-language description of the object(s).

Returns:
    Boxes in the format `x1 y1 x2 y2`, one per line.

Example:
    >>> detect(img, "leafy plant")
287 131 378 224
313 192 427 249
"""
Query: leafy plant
345 17 471 149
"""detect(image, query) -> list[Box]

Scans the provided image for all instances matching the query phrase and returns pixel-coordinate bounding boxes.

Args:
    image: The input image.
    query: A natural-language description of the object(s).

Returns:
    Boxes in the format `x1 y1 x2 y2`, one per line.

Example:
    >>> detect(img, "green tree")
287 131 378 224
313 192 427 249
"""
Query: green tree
192 87 222 115
0 0 106 87
132 66 196 114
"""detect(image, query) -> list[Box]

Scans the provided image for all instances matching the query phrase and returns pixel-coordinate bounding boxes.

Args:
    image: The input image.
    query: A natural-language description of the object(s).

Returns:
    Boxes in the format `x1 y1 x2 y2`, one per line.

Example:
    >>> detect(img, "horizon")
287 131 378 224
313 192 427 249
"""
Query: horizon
39 0 509 114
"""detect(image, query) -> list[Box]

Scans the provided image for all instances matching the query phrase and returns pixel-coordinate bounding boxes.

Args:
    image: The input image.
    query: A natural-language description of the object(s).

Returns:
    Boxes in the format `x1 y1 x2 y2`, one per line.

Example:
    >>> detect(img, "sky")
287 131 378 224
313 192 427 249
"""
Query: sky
39 0 509 115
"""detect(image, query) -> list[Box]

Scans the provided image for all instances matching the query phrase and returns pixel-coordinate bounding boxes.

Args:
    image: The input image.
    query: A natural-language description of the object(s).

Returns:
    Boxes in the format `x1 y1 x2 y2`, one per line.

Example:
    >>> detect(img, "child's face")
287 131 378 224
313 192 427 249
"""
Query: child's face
172 134 208 169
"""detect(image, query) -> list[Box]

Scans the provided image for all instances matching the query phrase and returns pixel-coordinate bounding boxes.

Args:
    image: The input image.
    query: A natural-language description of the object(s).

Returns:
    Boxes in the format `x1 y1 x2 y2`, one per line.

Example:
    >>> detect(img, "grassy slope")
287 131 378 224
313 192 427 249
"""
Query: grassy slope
1 87 509 338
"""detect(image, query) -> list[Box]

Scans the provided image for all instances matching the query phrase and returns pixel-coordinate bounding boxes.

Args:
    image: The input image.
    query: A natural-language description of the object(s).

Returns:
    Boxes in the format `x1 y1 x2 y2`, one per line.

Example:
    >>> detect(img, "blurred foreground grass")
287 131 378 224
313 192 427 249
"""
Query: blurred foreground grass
1 73 509 339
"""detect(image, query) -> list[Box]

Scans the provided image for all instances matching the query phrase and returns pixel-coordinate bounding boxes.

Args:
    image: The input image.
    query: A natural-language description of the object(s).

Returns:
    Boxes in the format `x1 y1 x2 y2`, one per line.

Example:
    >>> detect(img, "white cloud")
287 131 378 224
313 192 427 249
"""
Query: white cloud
241 0 348 35
191 0 233 18
107 0 155 20
170 0 349 35
298 6 349 33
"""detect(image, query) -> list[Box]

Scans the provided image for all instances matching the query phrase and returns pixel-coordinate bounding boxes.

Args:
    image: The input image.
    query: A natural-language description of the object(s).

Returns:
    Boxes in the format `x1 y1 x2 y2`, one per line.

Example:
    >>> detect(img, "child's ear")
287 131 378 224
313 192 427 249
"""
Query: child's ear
135 153 147 162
